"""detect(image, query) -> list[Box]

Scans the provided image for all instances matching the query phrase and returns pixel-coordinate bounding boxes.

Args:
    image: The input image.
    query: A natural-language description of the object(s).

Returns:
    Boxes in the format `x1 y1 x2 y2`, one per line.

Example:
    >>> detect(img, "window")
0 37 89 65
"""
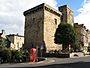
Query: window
54 18 57 25
17 42 19 49
33 18 35 23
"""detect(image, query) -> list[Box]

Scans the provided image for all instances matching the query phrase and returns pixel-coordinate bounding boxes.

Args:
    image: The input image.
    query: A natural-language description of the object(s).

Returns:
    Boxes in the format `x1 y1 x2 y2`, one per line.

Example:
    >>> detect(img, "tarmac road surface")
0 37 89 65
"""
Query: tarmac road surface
0 56 90 68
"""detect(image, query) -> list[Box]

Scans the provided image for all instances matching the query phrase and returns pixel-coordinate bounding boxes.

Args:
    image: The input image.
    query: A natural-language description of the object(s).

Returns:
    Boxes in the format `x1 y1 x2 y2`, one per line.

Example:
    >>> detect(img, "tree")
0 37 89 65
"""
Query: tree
0 47 11 63
11 48 29 63
54 23 78 52
0 38 7 48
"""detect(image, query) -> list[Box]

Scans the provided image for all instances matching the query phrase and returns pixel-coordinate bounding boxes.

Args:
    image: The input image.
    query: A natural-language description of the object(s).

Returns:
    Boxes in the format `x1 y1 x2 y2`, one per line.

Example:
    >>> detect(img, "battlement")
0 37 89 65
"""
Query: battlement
24 3 62 16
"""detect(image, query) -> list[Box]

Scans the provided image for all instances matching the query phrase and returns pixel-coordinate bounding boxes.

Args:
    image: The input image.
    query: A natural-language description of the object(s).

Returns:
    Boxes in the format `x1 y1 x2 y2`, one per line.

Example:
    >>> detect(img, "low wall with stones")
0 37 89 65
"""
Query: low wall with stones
70 52 84 58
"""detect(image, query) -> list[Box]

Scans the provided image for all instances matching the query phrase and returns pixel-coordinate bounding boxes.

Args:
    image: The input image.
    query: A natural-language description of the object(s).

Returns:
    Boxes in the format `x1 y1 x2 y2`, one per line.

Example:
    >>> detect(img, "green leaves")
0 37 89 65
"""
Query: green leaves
54 23 78 52
0 47 29 63
0 38 7 48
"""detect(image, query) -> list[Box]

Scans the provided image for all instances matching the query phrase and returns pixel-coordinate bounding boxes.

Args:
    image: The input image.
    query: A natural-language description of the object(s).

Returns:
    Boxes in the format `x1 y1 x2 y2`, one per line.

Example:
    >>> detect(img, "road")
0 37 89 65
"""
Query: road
0 56 90 68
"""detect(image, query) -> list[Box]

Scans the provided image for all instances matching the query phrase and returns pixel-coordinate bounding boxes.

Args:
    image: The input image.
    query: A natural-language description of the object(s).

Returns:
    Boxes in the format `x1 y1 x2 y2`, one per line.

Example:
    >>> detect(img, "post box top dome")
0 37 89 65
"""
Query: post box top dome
31 48 36 52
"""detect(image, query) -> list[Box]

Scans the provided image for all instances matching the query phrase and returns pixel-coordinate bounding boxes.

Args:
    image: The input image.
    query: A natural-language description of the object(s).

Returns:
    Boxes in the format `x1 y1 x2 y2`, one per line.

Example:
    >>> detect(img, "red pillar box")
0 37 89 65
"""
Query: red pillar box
29 48 37 62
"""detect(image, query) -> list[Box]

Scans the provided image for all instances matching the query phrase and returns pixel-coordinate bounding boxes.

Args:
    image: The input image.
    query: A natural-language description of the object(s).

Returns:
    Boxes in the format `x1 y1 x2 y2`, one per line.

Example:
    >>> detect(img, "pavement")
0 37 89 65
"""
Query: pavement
0 55 90 68
0 58 55 68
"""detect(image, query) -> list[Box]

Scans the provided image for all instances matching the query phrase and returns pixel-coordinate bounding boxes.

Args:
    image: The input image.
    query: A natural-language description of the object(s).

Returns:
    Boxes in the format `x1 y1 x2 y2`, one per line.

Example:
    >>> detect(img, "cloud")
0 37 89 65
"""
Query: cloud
0 0 57 35
74 0 90 30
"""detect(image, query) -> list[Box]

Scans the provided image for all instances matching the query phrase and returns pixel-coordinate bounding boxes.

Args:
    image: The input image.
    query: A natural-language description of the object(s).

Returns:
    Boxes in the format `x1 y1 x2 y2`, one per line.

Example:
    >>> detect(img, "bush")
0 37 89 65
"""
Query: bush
11 48 29 63
0 47 29 64
0 47 11 63
45 52 69 58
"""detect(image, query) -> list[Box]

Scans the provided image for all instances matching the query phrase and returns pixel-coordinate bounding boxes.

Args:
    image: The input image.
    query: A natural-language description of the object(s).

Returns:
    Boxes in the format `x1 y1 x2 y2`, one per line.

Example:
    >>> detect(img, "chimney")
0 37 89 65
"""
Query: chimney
2 29 5 34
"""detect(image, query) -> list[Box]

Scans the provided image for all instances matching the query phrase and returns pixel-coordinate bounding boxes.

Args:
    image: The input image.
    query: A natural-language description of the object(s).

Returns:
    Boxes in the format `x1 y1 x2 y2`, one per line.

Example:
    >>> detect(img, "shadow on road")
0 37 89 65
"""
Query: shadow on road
24 62 90 68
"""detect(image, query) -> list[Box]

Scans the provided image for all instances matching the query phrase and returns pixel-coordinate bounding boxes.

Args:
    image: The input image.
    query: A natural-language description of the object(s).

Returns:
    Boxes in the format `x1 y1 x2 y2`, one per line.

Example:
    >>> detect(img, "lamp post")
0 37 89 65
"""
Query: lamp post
40 45 43 57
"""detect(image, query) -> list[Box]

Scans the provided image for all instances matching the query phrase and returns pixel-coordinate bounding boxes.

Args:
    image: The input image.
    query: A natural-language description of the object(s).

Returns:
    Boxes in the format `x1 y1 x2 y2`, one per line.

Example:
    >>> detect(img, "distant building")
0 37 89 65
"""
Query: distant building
74 23 88 52
7 34 24 50
0 30 10 48
86 30 90 51
23 3 74 52
58 5 74 26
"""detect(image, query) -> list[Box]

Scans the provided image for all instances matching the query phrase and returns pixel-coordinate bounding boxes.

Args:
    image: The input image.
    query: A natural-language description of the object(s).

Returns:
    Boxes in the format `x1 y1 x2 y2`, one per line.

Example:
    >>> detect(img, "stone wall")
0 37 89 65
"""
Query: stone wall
24 3 76 52
24 7 44 49
24 3 62 52
70 52 84 58
44 7 61 51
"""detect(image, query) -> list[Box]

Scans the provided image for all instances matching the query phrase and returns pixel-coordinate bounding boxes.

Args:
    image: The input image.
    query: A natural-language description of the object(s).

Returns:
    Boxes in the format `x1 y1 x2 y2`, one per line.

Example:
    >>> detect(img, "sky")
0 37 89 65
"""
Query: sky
0 0 90 35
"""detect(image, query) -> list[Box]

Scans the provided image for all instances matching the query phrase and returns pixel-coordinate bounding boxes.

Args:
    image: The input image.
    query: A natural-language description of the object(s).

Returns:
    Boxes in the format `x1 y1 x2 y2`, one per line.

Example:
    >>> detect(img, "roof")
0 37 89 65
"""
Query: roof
23 3 62 16
7 34 24 37
58 5 73 12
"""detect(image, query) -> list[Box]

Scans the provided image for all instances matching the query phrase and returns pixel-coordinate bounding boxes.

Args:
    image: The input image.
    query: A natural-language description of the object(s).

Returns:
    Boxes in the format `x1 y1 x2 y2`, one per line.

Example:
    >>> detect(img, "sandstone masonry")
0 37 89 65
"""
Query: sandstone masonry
23 3 74 52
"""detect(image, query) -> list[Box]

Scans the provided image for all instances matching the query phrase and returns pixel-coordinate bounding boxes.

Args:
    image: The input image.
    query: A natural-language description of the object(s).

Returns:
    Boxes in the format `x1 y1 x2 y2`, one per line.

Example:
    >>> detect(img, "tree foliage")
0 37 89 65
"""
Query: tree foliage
54 23 78 52
0 38 7 48
0 47 29 63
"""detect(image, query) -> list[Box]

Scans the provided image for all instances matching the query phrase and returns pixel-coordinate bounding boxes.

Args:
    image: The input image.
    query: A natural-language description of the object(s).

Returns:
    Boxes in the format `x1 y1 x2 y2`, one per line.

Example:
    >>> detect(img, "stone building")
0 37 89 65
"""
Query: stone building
58 5 74 26
74 23 88 52
23 3 74 52
7 34 24 50
86 30 90 51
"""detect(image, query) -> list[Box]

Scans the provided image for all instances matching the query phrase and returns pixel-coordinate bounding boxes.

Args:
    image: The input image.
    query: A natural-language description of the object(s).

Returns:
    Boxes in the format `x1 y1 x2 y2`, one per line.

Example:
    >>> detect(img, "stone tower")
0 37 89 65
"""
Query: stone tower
23 3 62 52
58 5 74 26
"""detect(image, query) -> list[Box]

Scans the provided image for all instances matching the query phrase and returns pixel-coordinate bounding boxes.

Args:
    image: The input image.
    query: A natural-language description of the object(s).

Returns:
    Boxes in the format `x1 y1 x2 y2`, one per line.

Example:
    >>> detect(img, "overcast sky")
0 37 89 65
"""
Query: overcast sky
0 0 90 35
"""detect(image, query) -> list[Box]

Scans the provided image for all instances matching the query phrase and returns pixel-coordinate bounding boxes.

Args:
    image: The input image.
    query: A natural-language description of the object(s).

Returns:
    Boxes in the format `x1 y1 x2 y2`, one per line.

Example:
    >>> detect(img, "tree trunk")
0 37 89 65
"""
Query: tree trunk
62 44 69 52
